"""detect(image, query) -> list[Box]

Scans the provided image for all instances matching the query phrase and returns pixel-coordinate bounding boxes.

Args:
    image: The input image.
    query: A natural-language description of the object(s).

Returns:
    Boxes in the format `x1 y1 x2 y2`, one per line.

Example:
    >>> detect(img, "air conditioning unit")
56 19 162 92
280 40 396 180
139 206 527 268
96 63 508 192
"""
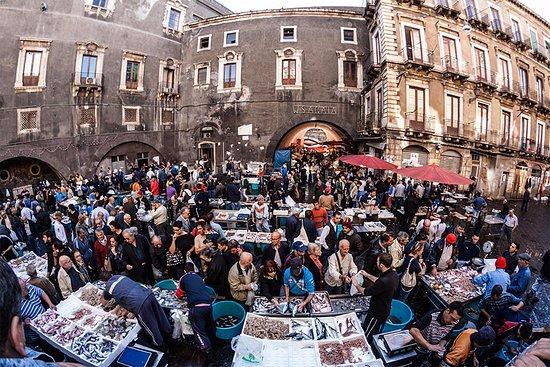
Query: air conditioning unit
85 77 96 85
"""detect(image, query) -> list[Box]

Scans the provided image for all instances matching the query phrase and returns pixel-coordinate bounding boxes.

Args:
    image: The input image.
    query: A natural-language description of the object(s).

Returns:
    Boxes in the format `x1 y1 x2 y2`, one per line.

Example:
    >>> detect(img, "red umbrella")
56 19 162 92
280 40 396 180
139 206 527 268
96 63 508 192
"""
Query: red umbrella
396 163 473 185
339 154 398 170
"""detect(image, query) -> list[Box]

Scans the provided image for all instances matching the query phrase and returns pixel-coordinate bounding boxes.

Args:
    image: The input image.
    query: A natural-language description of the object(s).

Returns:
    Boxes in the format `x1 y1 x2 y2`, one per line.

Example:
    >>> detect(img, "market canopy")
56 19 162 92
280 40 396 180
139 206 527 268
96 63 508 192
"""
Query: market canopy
338 154 397 170
396 163 473 185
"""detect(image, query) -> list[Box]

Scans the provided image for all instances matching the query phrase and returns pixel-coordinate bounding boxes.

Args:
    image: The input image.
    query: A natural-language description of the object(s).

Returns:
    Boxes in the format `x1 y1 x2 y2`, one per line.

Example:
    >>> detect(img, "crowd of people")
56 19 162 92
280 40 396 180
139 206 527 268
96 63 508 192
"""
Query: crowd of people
0 155 549 367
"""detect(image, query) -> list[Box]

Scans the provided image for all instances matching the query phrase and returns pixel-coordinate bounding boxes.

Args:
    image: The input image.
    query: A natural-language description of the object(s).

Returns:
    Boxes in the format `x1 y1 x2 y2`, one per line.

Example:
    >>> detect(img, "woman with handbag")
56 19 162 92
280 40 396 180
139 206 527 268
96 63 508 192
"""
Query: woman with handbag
397 241 426 301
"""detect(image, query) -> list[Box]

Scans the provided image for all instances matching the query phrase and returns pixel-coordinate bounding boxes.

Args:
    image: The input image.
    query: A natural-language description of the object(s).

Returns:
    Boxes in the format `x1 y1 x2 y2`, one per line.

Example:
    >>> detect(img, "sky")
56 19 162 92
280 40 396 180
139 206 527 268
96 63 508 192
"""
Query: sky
216 0 550 22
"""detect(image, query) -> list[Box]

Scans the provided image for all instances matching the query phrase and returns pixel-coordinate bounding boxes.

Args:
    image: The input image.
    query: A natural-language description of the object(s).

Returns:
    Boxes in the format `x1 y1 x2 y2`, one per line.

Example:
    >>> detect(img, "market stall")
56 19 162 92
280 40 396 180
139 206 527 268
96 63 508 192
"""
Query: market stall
8 251 48 281
212 209 250 230
420 268 483 311
226 229 274 254
30 283 141 367
232 312 380 366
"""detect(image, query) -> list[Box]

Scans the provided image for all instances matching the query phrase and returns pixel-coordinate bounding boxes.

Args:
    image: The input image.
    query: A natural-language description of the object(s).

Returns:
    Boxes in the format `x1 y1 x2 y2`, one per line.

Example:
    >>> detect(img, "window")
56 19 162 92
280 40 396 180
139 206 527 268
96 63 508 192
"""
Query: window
120 52 145 92
477 102 489 139
519 67 529 95
511 19 522 42
125 61 139 90
464 0 477 19
197 35 211 51
376 87 383 125
198 66 208 85
530 29 539 51
122 106 140 125
76 106 97 128
403 26 424 62
407 86 426 126
536 76 544 103
15 38 50 91
17 108 40 133
498 57 510 88
81 55 97 80
111 155 125 163
501 110 511 145
92 0 107 7
224 31 238 47
343 61 357 87
23 51 42 86
281 59 296 85
520 116 530 148
217 51 242 93
223 63 236 88
373 31 382 64
168 9 181 30
281 26 297 42
441 36 458 70
341 27 357 44
473 46 488 80
162 67 175 89
445 94 461 135
275 48 302 90
490 7 502 31
536 122 545 153
161 108 174 125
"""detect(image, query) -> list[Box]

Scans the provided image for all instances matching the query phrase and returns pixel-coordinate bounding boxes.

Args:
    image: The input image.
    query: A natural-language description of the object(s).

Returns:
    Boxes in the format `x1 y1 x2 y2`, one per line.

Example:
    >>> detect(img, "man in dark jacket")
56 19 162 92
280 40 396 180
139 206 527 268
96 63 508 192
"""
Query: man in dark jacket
121 229 154 285
224 178 241 210
285 208 302 245
263 231 289 268
360 253 399 340
362 232 394 278
303 210 318 243
337 219 364 258
205 239 231 298
35 205 51 235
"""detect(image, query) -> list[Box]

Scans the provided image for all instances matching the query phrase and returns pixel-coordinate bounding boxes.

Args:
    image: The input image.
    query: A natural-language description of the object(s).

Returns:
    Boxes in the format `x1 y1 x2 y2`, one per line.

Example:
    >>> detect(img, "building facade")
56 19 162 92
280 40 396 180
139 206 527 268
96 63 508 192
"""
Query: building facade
362 0 550 198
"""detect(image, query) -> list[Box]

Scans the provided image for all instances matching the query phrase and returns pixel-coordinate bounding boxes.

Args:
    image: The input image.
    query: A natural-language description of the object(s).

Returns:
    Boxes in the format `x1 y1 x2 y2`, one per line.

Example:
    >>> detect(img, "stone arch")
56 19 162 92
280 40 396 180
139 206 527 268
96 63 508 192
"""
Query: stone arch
402 144 430 167
0 156 64 189
440 149 463 173
96 140 164 174
0 148 72 180
266 119 355 159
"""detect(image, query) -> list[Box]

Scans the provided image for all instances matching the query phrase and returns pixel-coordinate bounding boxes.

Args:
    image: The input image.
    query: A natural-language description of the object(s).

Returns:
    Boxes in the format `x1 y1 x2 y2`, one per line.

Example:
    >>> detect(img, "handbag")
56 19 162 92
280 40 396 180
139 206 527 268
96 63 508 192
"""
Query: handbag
167 249 185 267
401 257 417 289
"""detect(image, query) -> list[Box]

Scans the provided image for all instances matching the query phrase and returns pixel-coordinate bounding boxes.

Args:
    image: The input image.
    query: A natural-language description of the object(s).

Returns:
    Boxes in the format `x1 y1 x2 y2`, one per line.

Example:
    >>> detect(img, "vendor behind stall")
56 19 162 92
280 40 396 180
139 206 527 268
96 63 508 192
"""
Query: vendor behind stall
101 275 171 349
177 263 216 355
283 257 315 312
473 256 510 299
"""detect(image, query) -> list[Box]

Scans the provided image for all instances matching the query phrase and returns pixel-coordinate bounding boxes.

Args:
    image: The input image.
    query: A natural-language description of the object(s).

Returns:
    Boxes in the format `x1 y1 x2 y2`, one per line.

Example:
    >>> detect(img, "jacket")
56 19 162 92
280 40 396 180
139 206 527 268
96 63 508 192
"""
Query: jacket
304 254 324 290
508 266 531 297
205 252 231 298
57 266 86 299
228 262 258 303
473 269 510 299
263 242 290 267
338 229 364 258
285 215 301 244
362 240 388 277
303 218 318 243
441 329 477 367
388 239 405 269
225 183 241 202
325 252 358 287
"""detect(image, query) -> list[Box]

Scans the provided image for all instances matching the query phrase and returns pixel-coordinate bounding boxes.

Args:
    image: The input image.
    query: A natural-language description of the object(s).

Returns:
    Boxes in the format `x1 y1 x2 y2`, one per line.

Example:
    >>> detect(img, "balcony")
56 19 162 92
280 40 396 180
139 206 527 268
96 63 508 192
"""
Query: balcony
405 112 434 136
498 79 519 100
464 7 490 31
440 56 469 81
364 0 378 16
535 144 547 157
442 122 467 142
498 135 515 153
395 0 425 5
434 0 461 19
531 44 548 63
73 72 103 88
473 68 497 92
401 46 434 71
511 32 531 51
158 82 180 97
474 129 496 150
490 20 512 41
520 138 535 154
366 51 382 77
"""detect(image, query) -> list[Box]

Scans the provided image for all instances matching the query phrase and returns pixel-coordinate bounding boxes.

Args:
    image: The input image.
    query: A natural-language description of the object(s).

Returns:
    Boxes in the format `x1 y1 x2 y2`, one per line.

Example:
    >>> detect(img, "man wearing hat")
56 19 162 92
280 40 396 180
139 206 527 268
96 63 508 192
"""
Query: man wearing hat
473 256 511 299
283 240 308 269
283 257 315 312
441 326 496 367
427 233 458 276
508 253 532 297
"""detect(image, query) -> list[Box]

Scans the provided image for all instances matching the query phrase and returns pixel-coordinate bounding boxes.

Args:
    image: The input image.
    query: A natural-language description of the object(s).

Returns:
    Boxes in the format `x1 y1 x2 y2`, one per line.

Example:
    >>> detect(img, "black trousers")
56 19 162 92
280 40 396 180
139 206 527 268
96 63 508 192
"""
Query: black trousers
189 305 216 352
362 314 385 341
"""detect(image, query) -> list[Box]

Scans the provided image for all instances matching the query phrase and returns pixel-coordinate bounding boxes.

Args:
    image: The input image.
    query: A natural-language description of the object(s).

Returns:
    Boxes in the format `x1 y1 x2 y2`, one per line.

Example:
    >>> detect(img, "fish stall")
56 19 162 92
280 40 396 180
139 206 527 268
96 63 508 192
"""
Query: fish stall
8 251 48 281
232 312 381 367
30 283 141 367
420 267 483 310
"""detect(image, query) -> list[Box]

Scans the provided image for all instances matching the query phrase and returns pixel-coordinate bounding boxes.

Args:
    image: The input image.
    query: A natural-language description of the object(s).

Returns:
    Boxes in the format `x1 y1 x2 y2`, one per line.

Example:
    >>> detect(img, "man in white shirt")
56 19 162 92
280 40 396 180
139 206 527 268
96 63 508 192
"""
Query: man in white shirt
501 208 518 242
53 212 68 245
324 239 361 294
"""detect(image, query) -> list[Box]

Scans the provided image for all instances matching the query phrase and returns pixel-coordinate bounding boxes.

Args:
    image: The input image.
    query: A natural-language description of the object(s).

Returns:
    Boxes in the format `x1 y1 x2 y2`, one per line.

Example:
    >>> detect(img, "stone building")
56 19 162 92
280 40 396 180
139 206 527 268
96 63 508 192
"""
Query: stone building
0 0 231 188
362 0 550 198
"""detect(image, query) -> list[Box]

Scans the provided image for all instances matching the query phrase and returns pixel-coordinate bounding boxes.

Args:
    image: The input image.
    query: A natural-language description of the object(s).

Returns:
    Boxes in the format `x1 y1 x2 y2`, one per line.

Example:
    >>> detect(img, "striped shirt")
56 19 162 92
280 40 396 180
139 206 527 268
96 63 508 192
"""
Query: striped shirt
20 284 45 320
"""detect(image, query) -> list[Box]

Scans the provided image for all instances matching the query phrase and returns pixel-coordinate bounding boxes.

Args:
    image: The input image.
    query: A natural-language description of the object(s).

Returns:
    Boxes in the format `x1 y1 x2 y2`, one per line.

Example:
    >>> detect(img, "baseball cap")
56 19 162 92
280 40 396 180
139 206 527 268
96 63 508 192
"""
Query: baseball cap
495 256 507 269
472 326 496 347
445 233 457 245
292 241 308 253
518 253 531 261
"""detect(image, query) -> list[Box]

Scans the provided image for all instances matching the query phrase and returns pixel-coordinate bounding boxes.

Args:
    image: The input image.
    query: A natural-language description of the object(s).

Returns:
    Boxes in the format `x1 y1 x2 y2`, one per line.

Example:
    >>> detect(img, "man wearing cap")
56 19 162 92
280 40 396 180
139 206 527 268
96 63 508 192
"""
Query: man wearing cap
473 256 511 299
427 233 458 276
325 239 361 295
283 240 308 269
101 275 171 349
440 326 496 367
508 253 532 297
284 257 315 312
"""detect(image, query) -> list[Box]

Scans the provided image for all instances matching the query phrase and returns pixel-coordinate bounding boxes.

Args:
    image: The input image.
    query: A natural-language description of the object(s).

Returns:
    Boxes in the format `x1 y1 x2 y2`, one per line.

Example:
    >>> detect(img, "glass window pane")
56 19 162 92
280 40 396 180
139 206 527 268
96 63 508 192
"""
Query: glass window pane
169 9 180 29
226 32 236 44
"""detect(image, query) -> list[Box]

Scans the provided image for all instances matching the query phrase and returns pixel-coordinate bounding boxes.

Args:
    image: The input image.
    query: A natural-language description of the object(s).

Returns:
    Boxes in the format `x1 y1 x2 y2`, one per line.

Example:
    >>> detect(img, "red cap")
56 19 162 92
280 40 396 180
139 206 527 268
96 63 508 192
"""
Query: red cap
342 218 353 229
495 256 507 269
324 187 331 194
445 233 457 245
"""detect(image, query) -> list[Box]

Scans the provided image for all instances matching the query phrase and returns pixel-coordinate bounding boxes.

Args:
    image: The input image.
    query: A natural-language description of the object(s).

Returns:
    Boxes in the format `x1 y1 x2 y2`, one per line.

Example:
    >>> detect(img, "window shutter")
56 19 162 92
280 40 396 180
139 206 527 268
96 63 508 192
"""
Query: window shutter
444 94 452 124
163 6 170 28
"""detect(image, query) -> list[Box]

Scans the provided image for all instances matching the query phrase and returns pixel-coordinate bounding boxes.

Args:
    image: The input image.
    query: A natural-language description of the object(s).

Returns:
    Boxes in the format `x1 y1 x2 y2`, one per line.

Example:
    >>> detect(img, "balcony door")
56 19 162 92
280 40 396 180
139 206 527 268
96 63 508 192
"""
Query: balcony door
404 26 423 61
442 36 458 69
408 86 425 129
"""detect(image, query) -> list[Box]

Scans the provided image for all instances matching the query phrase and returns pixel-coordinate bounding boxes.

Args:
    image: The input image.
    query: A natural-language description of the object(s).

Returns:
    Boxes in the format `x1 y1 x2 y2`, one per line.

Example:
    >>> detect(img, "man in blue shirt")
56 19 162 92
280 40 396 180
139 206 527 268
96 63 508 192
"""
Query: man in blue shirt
283 257 315 312
508 253 532 297
473 256 510 299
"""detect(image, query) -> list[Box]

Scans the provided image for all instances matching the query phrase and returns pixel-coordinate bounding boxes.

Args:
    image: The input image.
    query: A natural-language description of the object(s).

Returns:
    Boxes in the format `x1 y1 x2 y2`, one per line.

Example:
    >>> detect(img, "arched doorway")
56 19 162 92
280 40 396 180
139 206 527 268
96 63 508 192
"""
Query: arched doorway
97 141 163 175
402 145 429 167
531 164 542 196
440 150 462 173
0 157 62 191
274 121 352 169
511 161 529 199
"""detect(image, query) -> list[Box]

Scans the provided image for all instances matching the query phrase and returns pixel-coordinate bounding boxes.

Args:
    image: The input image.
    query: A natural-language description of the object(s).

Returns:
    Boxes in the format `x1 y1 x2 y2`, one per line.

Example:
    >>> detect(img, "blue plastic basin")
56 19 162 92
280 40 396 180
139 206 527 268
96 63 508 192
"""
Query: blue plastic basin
383 299 413 332
211 301 246 340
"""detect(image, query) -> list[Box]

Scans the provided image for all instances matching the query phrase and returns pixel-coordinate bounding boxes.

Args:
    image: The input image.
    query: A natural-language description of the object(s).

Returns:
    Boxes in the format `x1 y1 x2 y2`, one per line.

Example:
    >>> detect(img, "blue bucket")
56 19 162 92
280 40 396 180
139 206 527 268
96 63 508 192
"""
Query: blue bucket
383 300 413 332
212 301 246 340
154 279 177 291
204 286 218 304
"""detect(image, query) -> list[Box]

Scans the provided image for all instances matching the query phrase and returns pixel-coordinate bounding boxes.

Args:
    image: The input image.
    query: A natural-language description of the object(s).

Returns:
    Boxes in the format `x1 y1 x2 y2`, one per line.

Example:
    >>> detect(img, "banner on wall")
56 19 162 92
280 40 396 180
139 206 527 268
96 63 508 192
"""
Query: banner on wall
274 149 291 171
